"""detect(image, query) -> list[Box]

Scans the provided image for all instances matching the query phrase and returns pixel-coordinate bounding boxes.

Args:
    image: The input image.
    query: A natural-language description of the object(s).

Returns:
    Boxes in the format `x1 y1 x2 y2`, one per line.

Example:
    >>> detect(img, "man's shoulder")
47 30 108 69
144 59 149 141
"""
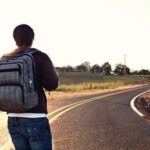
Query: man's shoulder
32 49 50 62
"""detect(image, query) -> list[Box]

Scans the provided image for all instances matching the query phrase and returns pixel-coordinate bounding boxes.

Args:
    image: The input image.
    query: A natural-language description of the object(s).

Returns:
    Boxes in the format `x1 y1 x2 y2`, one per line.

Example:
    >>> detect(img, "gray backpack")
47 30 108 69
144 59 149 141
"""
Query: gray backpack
0 48 39 112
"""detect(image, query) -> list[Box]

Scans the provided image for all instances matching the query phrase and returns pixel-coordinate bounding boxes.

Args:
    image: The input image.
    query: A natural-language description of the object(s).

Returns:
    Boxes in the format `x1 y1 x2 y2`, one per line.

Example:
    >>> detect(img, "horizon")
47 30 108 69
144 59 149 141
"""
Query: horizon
55 62 148 72
0 0 150 70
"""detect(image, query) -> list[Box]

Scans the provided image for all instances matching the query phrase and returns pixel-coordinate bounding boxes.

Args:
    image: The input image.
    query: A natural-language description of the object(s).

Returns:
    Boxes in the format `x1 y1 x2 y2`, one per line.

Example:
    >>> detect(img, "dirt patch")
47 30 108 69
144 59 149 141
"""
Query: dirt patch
135 92 150 117
46 84 146 101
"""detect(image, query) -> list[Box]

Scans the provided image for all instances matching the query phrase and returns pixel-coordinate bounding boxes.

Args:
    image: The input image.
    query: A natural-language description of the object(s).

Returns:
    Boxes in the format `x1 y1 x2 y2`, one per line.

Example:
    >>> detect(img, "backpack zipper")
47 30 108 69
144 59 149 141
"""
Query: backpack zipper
22 54 37 90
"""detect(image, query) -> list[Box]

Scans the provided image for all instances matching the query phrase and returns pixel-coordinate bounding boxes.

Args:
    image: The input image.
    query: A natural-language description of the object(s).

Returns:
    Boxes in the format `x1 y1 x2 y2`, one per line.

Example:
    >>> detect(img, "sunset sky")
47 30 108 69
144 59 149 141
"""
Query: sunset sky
0 0 150 70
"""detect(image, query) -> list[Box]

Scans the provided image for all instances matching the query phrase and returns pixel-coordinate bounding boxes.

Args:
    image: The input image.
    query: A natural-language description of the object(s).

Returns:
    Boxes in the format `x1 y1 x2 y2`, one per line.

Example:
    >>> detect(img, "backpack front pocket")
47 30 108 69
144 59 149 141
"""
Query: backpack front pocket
0 63 21 85
0 85 24 112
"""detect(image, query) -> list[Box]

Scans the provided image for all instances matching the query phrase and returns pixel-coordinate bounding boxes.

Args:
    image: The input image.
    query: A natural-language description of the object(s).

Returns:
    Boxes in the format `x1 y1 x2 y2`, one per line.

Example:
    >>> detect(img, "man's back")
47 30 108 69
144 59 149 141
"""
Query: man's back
4 48 59 113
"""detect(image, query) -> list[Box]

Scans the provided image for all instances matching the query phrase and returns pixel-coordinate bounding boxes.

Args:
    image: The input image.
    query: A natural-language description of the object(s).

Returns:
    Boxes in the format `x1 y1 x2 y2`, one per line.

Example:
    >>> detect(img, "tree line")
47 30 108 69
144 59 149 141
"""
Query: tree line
56 61 150 75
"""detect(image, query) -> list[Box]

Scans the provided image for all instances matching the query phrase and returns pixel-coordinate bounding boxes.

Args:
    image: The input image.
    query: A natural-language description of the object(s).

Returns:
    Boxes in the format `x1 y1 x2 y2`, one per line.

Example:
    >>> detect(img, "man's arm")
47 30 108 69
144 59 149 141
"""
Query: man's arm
42 54 59 91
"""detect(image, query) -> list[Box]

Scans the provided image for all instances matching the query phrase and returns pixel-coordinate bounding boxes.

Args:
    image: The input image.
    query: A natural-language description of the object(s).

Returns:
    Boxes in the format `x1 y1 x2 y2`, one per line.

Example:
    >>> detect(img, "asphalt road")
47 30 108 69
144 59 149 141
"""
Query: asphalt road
48 85 150 150
1 85 150 150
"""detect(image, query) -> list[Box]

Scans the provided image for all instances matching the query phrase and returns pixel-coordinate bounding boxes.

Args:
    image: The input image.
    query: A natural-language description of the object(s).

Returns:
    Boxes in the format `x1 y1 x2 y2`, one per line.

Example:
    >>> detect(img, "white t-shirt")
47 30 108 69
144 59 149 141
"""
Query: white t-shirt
8 113 46 118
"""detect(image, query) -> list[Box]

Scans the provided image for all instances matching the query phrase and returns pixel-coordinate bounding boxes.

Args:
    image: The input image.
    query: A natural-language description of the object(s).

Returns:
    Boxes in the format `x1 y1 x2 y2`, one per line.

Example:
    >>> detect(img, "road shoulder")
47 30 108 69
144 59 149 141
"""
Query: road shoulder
130 89 150 119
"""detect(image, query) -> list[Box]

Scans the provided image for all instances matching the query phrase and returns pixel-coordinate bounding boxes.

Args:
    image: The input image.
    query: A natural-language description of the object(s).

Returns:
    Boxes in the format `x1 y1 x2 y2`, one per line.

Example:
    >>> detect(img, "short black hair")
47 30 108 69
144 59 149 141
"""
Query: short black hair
13 24 34 47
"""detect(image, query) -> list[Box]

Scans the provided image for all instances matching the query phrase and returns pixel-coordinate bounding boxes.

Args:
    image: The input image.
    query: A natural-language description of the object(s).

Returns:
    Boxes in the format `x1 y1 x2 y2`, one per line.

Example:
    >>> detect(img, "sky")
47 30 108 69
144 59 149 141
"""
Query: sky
0 0 150 70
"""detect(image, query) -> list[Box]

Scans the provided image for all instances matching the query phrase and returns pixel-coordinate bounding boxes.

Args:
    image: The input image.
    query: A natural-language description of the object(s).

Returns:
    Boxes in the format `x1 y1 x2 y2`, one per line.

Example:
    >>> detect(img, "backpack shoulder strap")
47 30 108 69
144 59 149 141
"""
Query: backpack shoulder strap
25 48 39 55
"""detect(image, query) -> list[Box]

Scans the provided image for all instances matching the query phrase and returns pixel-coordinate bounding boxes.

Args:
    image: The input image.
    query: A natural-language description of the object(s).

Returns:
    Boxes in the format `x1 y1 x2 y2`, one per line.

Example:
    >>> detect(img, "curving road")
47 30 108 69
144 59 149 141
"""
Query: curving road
1 85 150 150
49 85 150 150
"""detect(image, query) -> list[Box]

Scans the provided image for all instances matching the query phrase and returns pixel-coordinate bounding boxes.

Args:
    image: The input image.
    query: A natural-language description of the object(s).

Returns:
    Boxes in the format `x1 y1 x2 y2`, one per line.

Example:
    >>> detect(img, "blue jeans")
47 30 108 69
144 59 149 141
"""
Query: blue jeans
8 117 52 150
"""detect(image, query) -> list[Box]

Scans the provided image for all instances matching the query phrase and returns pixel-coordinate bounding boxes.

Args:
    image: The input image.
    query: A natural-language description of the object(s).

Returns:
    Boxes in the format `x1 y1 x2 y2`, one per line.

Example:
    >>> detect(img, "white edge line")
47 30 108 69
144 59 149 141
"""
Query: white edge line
130 89 150 117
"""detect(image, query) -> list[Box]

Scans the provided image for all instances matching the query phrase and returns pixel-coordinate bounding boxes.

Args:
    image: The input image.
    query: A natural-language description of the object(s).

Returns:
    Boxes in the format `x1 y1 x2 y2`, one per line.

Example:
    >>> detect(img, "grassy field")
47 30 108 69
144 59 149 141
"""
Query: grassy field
56 72 150 92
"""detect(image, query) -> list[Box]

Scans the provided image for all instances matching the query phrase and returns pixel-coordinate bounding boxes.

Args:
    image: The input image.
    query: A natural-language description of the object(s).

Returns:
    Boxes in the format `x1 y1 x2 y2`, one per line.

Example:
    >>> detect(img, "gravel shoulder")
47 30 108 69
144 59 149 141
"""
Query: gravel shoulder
0 112 10 147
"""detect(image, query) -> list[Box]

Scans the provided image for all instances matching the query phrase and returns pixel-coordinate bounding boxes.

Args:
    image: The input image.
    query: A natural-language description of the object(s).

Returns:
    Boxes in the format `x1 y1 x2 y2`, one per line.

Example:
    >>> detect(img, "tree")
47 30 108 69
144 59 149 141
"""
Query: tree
114 64 130 75
65 65 74 72
76 61 91 72
59 66 67 72
76 64 87 72
138 69 150 75
56 66 74 72
81 61 91 71
90 64 102 73
101 62 112 75
130 70 138 75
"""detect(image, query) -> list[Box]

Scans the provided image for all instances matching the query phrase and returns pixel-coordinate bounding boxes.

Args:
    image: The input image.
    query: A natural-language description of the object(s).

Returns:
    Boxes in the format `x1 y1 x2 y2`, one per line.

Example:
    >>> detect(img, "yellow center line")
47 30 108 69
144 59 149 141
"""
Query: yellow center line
49 85 149 123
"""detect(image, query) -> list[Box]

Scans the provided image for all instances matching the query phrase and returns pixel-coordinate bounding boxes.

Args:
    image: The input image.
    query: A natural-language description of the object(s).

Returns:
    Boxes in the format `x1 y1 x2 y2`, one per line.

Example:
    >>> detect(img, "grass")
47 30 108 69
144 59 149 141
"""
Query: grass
56 72 150 92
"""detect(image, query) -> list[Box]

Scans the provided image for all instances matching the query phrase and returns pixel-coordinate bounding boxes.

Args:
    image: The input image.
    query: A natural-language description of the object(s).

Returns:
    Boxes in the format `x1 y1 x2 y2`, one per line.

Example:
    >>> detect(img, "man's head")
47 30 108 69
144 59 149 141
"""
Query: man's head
13 24 34 47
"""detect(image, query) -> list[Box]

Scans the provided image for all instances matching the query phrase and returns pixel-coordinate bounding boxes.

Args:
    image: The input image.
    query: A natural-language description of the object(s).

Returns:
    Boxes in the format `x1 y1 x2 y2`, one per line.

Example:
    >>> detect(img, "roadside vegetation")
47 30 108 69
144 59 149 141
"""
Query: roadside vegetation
56 72 150 92
53 61 150 92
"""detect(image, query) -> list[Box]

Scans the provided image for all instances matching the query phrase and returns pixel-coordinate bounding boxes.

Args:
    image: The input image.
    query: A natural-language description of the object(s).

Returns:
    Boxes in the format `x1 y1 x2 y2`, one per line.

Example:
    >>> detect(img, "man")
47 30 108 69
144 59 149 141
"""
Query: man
5 24 59 150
